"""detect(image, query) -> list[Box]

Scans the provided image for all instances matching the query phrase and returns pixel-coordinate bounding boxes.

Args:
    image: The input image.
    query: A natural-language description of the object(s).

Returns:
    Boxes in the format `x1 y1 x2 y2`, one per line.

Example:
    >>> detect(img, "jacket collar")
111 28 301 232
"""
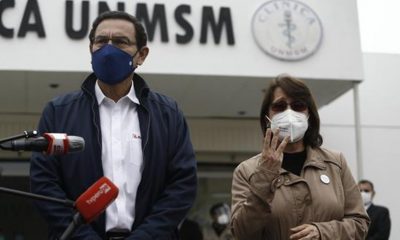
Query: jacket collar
94 80 140 105
303 146 327 170
81 73 150 102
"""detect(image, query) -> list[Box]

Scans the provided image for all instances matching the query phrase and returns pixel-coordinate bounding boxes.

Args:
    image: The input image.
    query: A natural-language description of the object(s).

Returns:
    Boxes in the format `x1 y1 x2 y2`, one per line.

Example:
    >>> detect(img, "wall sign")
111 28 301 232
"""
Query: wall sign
252 0 323 61
0 0 235 45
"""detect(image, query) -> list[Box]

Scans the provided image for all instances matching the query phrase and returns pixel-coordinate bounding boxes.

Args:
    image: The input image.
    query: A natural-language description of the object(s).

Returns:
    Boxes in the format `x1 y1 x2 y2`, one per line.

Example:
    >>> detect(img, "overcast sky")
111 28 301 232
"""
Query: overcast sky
357 0 400 53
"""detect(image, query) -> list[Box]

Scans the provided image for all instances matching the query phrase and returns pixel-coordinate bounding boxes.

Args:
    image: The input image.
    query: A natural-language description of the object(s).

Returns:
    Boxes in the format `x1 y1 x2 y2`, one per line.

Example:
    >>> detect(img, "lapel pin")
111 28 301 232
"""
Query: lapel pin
320 174 330 184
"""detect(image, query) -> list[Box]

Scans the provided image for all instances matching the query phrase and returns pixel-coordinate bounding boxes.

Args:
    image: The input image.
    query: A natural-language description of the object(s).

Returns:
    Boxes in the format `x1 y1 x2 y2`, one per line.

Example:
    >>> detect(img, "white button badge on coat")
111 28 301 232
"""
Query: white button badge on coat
320 174 330 184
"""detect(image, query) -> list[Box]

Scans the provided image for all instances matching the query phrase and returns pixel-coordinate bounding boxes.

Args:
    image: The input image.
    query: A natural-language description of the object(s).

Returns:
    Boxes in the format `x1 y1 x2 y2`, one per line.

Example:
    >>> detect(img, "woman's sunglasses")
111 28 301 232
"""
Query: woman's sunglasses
270 100 308 112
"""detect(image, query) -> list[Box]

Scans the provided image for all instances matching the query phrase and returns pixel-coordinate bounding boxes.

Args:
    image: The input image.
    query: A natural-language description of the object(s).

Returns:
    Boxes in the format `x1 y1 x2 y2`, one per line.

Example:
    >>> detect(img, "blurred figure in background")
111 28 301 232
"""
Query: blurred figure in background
203 203 233 240
179 218 203 240
359 179 391 240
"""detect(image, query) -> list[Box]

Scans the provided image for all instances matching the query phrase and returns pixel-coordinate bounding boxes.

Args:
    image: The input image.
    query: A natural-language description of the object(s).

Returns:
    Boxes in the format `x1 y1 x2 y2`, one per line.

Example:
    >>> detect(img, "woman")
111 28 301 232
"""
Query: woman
231 74 369 239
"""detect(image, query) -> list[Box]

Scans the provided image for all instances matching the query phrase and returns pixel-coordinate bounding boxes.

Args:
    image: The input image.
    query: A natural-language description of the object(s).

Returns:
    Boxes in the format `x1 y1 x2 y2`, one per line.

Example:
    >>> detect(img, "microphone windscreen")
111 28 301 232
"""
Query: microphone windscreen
43 133 85 155
75 177 119 223
65 136 85 153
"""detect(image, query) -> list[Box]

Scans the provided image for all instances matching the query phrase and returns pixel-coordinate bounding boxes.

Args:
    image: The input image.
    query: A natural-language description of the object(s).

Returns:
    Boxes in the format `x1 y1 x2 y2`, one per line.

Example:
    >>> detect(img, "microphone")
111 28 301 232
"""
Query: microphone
60 177 119 240
0 133 85 155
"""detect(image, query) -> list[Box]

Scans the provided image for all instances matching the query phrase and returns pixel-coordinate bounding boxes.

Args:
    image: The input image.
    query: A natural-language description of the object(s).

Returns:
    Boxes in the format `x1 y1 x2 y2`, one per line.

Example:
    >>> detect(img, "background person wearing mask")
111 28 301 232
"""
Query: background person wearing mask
231 74 370 240
203 203 233 240
30 11 197 239
359 179 391 240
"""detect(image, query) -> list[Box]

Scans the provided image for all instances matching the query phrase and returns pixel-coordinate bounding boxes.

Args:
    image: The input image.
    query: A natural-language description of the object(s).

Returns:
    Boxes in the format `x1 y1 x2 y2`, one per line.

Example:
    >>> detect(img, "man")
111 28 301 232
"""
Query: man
203 203 233 240
358 179 391 240
30 11 197 239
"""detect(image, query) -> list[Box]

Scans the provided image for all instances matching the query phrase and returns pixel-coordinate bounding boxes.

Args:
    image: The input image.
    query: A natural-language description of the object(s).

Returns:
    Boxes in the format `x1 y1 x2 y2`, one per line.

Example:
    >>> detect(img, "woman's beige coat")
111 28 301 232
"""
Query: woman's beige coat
231 147 369 240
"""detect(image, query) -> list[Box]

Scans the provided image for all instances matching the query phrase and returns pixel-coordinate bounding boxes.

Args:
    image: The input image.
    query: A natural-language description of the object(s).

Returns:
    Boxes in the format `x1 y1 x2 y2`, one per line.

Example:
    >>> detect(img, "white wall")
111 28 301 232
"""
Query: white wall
319 53 400 240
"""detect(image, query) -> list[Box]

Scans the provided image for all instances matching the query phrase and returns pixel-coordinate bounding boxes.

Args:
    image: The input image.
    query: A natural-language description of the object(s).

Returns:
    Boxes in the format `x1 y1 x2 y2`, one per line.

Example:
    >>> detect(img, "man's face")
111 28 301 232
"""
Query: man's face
91 19 141 62
359 183 374 198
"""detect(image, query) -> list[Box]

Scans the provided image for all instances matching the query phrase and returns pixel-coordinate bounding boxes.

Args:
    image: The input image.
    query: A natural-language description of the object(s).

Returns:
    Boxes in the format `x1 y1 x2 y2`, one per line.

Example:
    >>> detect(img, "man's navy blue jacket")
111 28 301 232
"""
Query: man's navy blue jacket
30 73 197 239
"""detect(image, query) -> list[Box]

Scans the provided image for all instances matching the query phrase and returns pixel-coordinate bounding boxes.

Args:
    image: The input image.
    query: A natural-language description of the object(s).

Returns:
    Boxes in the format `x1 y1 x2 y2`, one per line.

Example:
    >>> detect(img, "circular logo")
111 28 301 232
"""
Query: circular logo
252 0 323 61
320 174 330 184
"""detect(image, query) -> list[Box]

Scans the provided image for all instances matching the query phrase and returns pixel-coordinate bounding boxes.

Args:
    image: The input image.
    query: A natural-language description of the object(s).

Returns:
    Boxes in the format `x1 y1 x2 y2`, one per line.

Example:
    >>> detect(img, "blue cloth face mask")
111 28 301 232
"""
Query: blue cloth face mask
91 44 136 85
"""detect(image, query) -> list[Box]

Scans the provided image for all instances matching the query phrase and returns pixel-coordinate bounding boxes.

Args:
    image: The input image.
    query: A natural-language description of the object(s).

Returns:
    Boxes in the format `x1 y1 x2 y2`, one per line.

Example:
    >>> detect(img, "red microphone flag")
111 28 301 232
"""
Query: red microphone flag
75 177 119 223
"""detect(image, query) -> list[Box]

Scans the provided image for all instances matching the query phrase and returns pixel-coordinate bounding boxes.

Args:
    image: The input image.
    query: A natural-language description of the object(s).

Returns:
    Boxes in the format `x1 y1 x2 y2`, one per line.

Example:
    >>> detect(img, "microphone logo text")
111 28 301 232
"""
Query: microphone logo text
85 183 111 205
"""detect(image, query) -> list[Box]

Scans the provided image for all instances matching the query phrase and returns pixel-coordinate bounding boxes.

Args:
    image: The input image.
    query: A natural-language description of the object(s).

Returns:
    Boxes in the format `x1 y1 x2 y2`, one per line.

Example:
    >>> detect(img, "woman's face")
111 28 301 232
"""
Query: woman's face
268 87 309 119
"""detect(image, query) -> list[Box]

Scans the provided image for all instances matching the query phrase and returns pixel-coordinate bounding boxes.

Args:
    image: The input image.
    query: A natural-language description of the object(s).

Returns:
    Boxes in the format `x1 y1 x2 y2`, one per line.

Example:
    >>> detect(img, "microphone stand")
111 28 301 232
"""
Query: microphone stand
0 187 79 240
0 130 76 239
0 130 39 150
0 131 73 205
59 213 82 240
0 187 75 208
0 130 38 144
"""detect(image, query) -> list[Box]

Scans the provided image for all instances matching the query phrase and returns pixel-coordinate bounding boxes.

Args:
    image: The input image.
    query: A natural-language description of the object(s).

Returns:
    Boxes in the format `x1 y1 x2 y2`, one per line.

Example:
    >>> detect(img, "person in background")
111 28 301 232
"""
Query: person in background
30 11 197 239
231 74 370 239
179 218 203 240
359 179 391 240
203 203 233 240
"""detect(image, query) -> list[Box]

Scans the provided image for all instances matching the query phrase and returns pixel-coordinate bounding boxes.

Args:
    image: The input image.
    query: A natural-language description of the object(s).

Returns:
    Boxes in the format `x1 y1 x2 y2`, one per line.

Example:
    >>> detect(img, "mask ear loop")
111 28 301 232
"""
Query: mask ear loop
131 50 140 68
265 115 272 128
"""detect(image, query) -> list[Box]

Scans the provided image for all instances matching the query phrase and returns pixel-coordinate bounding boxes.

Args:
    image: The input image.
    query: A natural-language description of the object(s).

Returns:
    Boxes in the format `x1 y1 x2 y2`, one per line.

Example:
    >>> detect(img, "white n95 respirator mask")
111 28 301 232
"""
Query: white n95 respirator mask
217 214 229 225
361 191 372 206
267 109 309 143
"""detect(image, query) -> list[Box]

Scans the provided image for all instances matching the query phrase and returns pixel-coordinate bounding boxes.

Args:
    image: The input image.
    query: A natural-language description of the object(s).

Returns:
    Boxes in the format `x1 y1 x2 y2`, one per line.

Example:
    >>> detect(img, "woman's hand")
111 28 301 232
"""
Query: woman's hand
260 128 289 172
290 224 320 240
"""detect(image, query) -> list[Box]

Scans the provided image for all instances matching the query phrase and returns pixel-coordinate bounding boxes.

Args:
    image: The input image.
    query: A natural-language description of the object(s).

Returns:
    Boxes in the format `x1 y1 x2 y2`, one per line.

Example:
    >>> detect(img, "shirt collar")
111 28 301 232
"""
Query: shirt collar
95 80 140 105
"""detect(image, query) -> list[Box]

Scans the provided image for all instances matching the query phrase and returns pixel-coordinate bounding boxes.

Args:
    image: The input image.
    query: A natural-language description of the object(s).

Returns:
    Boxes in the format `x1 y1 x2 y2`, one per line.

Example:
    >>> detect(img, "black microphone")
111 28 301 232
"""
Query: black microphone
0 133 85 155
